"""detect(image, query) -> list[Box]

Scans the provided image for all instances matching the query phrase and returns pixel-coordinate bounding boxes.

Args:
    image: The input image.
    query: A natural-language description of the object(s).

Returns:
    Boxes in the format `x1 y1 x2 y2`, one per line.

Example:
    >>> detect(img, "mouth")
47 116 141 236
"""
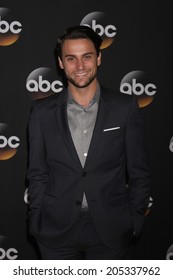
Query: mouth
75 72 88 77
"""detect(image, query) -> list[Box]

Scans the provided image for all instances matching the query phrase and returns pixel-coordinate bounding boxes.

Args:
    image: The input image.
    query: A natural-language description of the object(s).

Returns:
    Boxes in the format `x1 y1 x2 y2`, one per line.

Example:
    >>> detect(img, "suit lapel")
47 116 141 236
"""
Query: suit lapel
84 92 110 168
55 91 83 168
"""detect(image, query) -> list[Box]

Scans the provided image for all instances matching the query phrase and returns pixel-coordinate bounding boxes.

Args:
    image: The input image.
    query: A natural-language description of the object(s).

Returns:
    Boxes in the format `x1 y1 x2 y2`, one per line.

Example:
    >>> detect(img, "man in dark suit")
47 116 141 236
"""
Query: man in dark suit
27 25 151 259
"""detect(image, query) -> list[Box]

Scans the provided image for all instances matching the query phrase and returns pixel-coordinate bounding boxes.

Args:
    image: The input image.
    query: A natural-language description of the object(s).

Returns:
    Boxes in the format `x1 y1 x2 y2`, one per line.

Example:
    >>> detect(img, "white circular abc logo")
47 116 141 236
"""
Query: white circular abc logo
0 248 18 260
120 70 156 107
80 11 116 49
169 137 173 152
0 123 20 160
26 67 64 100
0 7 22 46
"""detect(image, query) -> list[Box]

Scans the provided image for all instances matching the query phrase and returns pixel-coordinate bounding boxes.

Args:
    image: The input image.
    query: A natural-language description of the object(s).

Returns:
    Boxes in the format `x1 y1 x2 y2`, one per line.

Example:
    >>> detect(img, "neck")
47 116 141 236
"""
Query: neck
68 80 98 107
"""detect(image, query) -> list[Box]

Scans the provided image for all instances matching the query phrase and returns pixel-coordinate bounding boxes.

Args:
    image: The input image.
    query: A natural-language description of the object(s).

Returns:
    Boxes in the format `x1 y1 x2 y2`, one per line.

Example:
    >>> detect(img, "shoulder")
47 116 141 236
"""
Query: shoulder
31 90 67 113
100 85 138 109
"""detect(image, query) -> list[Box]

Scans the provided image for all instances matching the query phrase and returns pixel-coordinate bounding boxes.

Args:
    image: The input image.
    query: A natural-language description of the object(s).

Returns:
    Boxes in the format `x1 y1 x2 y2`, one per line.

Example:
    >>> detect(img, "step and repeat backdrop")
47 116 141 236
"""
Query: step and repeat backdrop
0 0 172 260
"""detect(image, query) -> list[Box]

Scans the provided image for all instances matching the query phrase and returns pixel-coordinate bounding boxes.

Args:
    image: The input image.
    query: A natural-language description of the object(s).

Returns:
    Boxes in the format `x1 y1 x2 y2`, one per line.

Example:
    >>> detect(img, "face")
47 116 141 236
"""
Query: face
58 38 101 88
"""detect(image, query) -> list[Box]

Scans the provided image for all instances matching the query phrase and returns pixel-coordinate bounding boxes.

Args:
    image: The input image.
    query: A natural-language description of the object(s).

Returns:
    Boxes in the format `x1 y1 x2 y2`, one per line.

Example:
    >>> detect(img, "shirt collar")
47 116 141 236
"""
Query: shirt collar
67 83 100 107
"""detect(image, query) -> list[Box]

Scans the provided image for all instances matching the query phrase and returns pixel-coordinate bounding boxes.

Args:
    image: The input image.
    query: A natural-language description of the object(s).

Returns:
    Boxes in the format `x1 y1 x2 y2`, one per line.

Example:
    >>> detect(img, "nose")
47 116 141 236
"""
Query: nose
76 58 84 69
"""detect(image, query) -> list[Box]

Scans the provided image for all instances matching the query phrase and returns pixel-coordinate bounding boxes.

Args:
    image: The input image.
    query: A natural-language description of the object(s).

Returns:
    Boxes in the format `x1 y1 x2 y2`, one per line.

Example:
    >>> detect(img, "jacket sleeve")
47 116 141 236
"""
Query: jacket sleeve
125 96 151 236
27 104 49 212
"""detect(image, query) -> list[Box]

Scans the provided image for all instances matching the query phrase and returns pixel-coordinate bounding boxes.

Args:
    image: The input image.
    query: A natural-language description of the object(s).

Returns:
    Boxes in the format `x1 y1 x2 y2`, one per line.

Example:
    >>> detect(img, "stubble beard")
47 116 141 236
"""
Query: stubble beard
65 72 97 88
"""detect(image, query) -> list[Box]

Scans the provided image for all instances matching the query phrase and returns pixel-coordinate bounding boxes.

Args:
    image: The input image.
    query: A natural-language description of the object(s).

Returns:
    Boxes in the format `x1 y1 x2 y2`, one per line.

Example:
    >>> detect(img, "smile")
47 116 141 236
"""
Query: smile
75 72 88 77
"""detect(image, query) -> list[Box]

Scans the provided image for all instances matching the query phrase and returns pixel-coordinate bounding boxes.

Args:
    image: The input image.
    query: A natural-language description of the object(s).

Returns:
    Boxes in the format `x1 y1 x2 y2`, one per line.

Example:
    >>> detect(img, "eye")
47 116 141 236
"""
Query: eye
66 56 75 62
83 54 92 60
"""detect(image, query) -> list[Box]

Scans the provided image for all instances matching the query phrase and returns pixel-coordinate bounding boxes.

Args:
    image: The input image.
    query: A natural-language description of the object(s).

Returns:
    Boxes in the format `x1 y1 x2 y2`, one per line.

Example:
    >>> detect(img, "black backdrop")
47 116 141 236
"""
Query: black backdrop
0 0 172 260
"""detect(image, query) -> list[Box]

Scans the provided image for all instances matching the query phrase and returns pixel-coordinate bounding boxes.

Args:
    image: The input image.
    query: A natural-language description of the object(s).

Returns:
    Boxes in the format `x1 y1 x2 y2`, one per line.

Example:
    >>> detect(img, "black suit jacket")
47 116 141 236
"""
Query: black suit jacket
27 85 151 250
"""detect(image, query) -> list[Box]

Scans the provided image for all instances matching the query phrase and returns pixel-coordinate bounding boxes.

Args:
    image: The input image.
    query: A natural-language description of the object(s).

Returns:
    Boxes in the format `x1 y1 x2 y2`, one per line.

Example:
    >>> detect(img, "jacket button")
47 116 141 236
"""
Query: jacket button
82 171 87 177
75 200 82 206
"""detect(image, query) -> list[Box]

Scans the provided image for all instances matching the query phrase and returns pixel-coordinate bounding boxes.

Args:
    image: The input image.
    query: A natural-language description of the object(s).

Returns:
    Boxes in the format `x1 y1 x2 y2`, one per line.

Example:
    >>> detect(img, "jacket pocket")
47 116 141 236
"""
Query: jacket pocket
102 129 121 137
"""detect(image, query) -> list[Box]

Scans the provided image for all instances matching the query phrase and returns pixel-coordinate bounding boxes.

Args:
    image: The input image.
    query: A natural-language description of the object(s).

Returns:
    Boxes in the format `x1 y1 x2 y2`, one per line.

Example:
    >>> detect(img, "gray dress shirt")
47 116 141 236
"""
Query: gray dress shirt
67 85 100 210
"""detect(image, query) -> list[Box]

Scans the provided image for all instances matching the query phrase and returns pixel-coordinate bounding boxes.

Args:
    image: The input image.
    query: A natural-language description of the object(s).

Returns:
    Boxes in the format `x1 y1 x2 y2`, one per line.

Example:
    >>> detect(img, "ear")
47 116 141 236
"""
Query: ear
58 56 64 69
97 52 101 66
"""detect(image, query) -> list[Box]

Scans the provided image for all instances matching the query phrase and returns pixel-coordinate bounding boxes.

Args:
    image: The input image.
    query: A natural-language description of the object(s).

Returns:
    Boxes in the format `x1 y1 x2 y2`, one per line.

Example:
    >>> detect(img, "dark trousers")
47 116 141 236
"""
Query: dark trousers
37 211 129 260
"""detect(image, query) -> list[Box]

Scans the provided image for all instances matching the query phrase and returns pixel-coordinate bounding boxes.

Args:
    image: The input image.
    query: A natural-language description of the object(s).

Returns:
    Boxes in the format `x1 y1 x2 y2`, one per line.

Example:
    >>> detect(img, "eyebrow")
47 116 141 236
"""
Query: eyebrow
64 52 94 58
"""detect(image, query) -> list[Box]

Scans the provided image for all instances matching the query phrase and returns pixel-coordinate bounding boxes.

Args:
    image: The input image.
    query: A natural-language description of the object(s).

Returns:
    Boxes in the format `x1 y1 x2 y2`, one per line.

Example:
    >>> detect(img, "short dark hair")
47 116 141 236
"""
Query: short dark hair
56 25 103 58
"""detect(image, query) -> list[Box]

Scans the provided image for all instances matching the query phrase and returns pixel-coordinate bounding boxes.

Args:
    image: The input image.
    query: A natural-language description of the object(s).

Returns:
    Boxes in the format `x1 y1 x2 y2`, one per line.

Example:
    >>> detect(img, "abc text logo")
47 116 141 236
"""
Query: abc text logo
0 123 20 160
80 11 116 49
120 70 156 107
0 248 18 260
0 235 18 260
0 7 22 46
26 67 64 100
169 137 173 152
